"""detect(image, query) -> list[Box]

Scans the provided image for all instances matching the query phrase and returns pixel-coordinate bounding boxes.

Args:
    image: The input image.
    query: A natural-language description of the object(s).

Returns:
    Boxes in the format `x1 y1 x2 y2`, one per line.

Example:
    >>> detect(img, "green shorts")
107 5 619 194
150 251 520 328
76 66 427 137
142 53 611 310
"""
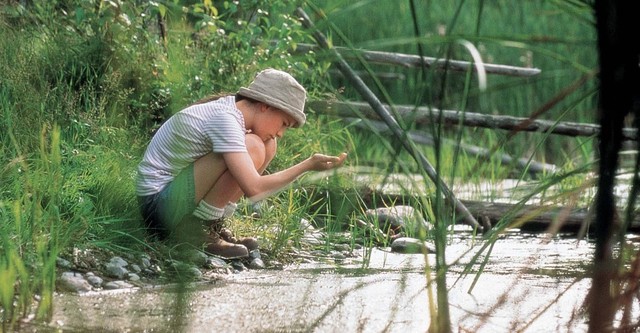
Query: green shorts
139 163 196 237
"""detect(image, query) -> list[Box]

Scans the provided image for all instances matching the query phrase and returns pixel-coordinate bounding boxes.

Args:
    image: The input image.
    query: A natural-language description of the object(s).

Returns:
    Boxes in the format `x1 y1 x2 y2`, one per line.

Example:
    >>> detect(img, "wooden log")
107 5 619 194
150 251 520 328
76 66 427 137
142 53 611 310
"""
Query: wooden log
310 100 639 141
346 117 557 175
361 189 640 234
293 43 541 77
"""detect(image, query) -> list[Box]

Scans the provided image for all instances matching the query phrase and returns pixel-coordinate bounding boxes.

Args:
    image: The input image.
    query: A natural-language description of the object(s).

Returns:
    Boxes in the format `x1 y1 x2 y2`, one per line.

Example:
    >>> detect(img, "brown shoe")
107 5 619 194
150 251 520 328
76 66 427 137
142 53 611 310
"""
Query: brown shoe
208 219 259 252
218 227 259 252
204 231 249 258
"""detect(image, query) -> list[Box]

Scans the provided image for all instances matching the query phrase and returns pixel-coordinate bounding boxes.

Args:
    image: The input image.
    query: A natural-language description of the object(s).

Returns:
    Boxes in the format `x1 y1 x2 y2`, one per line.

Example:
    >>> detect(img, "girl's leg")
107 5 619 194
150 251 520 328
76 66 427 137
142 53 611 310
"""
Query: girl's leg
193 134 277 208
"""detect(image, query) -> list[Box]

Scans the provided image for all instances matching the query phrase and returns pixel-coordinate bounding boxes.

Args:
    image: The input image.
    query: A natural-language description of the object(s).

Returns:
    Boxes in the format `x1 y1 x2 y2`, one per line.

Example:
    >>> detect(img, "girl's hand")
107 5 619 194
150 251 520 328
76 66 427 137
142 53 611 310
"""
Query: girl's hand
308 152 347 171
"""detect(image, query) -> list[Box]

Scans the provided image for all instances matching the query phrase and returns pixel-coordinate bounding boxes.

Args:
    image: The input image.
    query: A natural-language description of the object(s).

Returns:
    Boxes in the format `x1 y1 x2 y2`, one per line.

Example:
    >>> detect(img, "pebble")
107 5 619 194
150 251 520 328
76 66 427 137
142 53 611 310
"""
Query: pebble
130 264 142 274
140 257 152 269
231 260 245 272
390 237 433 254
206 257 227 269
104 281 134 290
248 258 265 269
56 257 73 270
365 205 431 235
105 264 128 279
58 272 92 293
108 256 129 268
86 274 104 288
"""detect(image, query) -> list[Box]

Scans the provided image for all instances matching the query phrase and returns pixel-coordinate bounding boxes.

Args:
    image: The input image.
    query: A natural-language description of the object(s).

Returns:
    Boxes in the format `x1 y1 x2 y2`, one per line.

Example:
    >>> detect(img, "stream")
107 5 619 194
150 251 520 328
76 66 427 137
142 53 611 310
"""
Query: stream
40 230 602 333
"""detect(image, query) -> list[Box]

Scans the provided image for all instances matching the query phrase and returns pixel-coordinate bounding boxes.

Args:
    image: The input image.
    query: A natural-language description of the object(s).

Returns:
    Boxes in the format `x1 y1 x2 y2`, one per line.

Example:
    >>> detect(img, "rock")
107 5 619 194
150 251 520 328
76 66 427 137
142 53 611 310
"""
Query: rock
130 264 142 274
105 263 129 279
85 274 103 288
108 256 129 268
104 281 134 290
248 249 261 260
188 267 203 279
231 260 245 272
365 205 430 236
205 257 227 269
105 256 130 279
299 218 316 232
182 250 207 267
248 258 265 269
140 257 152 269
56 257 73 270
390 237 434 254
58 272 92 293
128 273 141 282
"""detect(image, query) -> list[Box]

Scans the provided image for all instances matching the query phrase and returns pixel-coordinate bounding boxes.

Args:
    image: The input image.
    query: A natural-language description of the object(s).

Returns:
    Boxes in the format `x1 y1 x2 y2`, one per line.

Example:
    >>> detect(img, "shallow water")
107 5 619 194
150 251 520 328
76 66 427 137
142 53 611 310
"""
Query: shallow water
36 231 604 333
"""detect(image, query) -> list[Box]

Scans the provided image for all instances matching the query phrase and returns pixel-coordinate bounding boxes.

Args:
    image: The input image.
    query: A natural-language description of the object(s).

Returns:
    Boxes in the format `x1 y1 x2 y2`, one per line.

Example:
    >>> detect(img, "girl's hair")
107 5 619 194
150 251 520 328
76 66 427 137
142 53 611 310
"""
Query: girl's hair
190 93 259 106
190 93 230 106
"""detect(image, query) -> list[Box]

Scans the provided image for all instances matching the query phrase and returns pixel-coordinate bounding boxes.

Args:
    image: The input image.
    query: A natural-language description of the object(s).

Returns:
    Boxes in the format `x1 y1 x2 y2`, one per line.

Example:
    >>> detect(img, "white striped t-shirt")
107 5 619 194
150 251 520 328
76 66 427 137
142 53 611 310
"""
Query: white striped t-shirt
136 95 247 196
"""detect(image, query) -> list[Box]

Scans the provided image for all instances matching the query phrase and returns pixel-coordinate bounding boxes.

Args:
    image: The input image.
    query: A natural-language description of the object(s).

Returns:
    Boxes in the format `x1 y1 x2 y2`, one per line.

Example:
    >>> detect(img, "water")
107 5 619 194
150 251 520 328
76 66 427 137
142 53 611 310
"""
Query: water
27 174 639 332
39 231 601 333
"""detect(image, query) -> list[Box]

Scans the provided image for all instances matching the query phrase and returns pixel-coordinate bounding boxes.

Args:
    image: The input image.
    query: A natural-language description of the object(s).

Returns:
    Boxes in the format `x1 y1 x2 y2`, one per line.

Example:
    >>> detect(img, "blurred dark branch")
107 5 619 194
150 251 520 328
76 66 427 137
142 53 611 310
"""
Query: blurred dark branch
310 100 638 141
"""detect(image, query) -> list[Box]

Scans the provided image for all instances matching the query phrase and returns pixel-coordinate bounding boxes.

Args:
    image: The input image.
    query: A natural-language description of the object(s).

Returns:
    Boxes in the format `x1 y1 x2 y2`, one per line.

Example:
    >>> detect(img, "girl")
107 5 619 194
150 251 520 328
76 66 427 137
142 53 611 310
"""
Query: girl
136 68 347 258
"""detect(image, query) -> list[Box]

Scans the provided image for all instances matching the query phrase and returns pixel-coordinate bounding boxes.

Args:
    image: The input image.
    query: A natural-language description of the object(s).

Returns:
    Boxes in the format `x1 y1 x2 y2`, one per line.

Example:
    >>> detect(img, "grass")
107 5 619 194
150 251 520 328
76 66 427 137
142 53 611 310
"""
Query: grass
0 0 625 331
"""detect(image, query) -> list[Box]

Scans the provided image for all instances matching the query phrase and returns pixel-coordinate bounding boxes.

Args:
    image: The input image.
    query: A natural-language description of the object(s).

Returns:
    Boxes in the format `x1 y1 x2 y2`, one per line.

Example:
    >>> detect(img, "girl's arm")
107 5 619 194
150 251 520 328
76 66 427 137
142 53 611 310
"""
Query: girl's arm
223 152 347 201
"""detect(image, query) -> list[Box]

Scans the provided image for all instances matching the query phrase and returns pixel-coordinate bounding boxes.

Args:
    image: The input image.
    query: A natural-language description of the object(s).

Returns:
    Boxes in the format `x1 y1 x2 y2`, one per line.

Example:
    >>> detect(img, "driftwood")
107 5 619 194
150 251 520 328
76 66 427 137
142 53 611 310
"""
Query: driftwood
296 7 482 230
310 100 639 141
293 43 541 77
346 117 557 175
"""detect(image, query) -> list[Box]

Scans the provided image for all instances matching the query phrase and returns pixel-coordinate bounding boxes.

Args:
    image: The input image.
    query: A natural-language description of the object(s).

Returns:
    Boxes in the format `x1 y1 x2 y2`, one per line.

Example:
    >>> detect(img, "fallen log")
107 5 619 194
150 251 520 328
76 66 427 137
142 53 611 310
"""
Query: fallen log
345 117 557 175
293 43 542 77
360 189 640 234
310 100 639 141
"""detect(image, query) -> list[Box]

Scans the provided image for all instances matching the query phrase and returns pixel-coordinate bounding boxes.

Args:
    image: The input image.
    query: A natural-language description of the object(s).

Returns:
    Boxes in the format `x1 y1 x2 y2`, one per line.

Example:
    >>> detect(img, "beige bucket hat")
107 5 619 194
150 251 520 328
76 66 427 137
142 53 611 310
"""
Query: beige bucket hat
237 68 307 127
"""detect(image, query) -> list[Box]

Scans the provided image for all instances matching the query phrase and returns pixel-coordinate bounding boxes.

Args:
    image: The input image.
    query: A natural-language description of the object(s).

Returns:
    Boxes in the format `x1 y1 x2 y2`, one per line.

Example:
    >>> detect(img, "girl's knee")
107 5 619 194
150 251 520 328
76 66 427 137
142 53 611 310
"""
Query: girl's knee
245 134 267 168
264 138 277 162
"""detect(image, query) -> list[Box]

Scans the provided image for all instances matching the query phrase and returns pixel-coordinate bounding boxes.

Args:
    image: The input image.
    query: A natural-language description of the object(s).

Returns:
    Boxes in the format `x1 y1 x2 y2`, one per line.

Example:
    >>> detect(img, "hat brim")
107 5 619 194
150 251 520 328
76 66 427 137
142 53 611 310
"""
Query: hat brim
238 87 306 128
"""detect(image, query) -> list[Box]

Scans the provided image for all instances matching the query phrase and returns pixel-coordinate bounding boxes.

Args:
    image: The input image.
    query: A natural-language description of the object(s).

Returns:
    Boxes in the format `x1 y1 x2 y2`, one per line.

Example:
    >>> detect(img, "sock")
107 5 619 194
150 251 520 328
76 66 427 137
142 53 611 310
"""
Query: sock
223 202 238 218
193 201 225 220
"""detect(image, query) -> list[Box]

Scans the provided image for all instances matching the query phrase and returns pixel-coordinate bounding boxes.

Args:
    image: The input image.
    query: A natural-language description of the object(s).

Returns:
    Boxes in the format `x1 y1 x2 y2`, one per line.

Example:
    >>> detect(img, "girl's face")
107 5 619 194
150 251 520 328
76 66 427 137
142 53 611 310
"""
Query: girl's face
252 104 296 141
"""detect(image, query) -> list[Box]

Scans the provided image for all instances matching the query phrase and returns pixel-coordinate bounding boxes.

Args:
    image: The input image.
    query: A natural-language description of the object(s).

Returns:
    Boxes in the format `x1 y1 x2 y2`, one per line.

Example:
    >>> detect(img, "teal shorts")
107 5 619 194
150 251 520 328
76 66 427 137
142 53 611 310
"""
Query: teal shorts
139 163 196 238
